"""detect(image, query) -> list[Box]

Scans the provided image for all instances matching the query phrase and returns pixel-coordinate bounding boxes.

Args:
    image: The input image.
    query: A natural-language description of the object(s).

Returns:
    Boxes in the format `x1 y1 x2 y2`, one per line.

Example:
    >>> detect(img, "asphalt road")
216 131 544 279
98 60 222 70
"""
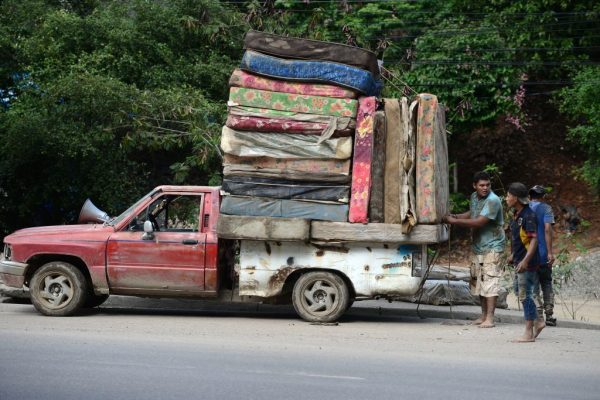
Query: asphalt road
1 300 599 400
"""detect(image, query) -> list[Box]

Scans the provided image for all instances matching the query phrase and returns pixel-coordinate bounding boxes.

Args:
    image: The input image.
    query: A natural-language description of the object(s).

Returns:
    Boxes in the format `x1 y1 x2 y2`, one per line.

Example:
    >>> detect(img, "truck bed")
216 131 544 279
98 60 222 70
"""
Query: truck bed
217 214 448 244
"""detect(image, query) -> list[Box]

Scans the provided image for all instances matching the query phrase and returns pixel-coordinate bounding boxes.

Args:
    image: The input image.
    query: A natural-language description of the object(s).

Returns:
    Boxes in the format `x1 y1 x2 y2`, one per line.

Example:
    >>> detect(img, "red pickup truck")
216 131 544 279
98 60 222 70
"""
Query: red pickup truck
1 185 447 322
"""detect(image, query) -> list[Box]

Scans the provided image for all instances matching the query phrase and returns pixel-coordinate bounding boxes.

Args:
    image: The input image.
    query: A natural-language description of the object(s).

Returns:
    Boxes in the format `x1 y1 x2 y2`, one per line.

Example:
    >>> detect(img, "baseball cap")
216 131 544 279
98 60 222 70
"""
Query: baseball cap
529 185 546 197
508 182 529 205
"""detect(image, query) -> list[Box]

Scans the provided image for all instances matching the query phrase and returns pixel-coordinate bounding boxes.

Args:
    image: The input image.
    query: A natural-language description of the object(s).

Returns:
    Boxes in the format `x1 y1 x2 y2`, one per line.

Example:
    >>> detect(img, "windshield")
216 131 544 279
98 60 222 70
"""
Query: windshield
108 188 160 226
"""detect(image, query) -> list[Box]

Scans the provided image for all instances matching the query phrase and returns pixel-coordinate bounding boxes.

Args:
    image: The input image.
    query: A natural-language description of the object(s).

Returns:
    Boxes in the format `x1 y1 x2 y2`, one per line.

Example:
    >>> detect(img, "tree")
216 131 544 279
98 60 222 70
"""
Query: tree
0 0 246 237
0 73 146 232
1 0 599 239
558 67 600 191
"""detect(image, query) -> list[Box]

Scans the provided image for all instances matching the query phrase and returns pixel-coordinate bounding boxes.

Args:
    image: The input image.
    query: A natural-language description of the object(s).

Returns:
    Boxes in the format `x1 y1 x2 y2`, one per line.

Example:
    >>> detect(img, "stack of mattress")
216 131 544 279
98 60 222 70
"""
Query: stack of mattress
220 30 383 222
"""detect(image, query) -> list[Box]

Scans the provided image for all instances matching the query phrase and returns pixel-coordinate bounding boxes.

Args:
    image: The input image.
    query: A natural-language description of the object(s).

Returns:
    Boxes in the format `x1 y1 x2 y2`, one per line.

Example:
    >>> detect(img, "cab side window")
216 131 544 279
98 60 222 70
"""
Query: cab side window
165 196 201 231
128 195 201 232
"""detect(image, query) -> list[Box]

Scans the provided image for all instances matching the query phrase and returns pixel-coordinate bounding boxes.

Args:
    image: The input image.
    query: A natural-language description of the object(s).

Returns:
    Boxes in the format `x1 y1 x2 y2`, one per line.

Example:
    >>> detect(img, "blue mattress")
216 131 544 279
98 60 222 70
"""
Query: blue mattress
220 196 348 222
240 50 382 97
243 30 381 78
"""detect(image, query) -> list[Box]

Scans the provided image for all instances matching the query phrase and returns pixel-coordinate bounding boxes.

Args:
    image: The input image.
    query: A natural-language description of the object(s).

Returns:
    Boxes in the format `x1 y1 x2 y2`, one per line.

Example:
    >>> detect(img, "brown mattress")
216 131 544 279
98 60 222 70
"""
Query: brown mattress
415 94 449 223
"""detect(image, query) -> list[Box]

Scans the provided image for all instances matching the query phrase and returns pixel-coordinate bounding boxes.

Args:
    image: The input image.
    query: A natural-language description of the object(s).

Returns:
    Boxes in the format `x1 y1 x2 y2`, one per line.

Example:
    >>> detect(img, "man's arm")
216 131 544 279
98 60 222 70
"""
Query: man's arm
444 214 489 228
453 211 471 219
542 204 555 265
545 222 554 265
517 237 538 273
517 211 539 272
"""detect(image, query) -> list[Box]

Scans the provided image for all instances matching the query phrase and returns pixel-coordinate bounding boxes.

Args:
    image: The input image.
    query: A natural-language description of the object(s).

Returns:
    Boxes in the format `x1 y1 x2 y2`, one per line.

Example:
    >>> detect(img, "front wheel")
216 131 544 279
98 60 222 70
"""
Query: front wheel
30 262 88 316
292 271 349 323
85 294 109 308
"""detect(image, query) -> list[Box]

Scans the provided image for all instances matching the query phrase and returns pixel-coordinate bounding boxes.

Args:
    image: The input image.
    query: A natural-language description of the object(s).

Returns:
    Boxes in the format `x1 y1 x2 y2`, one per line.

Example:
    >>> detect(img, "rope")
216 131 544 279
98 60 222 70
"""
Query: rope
416 246 440 319
415 224 454 320
446 224 455 319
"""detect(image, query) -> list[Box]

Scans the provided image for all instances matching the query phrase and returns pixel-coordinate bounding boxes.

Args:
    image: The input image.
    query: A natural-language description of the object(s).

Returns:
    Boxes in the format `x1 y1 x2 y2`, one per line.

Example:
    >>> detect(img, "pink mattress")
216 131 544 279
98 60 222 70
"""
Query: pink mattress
349 96 377 223
229 69 358 99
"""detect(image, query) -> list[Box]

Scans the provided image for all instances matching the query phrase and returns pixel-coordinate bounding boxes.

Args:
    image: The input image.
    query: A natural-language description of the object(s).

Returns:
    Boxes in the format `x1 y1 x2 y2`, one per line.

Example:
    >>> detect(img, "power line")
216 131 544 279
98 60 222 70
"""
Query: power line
382 38 600 54
404 80 600 87
252 8 598 18
334 20 600 38
377 27 600 40
406 60 600 66
406 46 600 52
298 27 600 43
240 9 600 29
223 0 597 14
228 2 599 19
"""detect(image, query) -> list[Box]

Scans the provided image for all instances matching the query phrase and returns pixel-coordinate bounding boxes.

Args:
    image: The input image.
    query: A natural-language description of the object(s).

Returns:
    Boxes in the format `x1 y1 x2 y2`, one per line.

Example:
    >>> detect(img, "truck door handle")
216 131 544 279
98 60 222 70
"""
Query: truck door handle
182 239 199 245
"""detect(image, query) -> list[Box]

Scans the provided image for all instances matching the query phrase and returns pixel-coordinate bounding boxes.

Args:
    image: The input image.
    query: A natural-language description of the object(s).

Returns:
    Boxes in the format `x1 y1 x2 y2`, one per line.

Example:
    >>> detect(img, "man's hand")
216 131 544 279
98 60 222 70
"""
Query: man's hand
516 260 527 273
548 254 555 266
443 214 456 224
507 254 514 265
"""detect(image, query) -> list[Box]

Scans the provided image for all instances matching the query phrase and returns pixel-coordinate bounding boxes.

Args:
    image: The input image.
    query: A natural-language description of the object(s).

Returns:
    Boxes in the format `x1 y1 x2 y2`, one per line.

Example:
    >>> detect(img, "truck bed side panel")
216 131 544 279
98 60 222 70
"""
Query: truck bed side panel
238 240 423 298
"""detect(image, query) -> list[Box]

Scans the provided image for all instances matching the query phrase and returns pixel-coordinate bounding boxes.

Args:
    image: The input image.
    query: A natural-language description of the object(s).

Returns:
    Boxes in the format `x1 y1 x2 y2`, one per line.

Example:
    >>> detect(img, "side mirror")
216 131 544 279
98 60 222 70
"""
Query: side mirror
142 220 154 240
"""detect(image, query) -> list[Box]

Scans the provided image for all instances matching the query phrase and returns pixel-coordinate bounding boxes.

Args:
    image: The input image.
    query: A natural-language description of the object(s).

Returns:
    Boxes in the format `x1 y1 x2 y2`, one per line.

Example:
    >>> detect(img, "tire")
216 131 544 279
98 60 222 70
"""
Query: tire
346 297 355 311
292 271 349 323
30 262 88 316
85 294 109 308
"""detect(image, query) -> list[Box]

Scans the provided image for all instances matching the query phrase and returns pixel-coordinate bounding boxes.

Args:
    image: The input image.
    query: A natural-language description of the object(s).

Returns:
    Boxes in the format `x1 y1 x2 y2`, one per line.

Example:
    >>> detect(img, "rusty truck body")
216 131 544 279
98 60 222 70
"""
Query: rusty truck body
0 185 447 322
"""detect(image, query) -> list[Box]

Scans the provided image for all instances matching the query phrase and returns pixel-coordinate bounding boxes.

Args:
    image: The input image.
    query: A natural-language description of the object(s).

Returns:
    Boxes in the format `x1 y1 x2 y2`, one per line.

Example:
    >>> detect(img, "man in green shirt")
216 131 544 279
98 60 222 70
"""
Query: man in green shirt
444 171 506 328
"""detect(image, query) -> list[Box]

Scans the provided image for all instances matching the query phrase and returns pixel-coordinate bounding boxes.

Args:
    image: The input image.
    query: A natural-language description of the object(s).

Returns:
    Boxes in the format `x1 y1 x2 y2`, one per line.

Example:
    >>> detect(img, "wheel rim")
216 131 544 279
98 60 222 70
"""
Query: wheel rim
36 272 74 310
302 279 339 315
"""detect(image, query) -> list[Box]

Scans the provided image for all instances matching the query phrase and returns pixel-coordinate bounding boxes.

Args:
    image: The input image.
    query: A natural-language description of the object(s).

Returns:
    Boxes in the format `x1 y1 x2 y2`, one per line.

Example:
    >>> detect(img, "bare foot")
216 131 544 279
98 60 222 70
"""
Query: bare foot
534 320 546 338
478 321 496 328
511 336 535 343
471 317 485 325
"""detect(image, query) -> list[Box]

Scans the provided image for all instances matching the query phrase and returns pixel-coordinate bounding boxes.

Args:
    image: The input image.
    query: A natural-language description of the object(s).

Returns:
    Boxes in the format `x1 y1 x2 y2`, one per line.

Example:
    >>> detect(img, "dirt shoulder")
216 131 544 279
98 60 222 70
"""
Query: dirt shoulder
436 245 600 324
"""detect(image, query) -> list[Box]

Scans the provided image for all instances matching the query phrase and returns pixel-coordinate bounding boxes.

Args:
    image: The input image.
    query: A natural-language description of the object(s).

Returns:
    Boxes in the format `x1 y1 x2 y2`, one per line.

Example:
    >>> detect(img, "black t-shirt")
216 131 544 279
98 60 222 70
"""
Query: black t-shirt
510 206 540 270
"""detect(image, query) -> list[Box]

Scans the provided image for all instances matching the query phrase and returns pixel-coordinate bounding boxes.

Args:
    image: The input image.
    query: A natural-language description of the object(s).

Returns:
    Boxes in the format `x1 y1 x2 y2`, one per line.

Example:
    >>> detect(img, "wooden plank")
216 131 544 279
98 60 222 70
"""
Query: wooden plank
217 215 310 241
311 221 448 244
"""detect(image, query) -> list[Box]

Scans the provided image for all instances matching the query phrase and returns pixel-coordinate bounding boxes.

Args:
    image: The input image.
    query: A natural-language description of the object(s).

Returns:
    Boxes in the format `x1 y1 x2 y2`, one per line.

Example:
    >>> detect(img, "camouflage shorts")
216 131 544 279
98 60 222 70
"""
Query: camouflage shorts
470 252 504 297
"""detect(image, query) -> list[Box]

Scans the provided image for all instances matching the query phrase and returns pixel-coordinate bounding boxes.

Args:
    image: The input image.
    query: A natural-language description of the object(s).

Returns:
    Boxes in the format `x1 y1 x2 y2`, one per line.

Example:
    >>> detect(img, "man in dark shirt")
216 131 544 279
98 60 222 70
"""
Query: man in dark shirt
507 182 545 342
529 185 556 326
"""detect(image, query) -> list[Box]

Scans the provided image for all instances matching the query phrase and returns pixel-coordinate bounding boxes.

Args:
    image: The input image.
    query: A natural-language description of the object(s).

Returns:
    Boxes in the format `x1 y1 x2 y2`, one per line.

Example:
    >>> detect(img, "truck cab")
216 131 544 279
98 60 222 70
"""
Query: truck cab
0 186 229 316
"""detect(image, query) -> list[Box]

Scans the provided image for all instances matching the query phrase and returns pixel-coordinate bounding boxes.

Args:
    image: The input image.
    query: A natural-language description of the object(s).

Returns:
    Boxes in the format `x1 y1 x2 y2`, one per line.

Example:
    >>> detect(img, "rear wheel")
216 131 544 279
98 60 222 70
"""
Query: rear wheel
30 262 88 316
292 271 349 323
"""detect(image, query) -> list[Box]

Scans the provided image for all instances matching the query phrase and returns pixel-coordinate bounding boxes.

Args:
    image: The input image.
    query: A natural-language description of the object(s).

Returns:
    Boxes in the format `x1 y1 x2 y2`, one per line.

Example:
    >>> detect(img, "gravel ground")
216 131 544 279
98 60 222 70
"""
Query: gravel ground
556 248 600 298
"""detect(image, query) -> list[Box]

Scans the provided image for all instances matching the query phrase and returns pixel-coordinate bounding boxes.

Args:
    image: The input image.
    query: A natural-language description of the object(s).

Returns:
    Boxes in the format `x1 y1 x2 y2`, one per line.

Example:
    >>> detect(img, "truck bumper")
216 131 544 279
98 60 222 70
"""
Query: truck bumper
0 259 28 288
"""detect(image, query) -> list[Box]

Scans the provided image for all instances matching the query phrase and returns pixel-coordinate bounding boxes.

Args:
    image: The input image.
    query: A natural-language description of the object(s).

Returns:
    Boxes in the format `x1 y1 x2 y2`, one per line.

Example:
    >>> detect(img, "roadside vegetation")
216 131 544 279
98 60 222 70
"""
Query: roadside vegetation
1 0 599 239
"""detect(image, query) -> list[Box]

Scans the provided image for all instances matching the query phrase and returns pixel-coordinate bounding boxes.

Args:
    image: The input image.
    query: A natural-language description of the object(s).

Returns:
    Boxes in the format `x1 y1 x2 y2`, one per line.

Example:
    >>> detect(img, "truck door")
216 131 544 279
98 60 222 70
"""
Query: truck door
106 193 207 294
